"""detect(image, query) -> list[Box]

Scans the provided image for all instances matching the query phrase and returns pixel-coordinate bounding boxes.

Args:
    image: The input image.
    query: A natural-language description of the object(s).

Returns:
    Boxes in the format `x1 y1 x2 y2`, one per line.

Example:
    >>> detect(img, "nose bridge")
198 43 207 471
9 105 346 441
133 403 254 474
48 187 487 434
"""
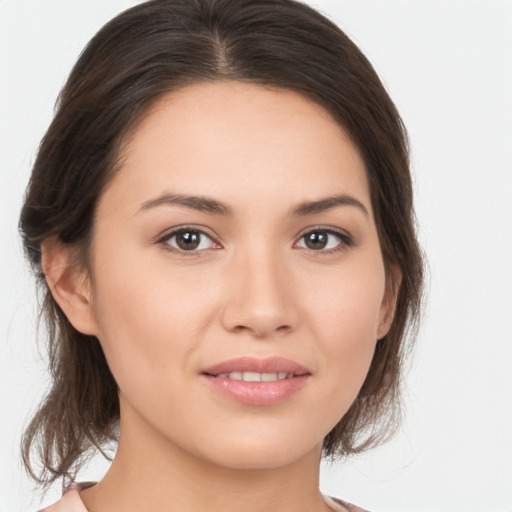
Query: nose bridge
221 239 298 337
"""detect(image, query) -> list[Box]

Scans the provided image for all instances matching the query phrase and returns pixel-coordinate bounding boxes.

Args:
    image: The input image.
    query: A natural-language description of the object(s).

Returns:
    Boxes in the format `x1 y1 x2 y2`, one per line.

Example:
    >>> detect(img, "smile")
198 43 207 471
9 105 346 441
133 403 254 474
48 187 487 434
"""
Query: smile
202 357 311 405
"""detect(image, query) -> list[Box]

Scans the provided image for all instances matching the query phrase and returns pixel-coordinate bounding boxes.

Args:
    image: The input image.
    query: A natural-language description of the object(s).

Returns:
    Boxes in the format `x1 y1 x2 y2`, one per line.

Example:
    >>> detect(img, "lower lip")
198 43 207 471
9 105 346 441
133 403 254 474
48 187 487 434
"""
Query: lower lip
202 375 310 405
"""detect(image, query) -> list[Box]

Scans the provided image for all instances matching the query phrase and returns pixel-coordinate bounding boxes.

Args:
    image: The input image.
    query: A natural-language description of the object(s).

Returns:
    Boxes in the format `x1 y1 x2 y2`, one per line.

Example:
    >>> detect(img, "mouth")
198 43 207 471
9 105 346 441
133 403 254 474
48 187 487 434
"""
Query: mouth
201 357 311 405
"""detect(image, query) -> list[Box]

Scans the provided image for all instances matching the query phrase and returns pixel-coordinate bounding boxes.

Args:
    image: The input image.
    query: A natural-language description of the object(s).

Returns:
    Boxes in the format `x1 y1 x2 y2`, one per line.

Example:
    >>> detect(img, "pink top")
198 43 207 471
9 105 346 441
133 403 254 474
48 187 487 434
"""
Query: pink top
40 482 370 512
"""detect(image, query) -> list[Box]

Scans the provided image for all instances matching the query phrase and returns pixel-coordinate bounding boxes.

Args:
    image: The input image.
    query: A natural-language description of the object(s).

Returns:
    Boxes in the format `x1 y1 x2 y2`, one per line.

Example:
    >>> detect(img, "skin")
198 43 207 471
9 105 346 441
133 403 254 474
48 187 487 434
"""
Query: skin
44 82 396 512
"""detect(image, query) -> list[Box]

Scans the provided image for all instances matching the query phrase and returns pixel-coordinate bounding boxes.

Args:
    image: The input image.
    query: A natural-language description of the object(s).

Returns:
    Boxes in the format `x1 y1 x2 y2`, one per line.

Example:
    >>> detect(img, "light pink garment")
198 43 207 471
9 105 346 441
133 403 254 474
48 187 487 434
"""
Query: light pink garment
39 482 370 512
39 483 94 512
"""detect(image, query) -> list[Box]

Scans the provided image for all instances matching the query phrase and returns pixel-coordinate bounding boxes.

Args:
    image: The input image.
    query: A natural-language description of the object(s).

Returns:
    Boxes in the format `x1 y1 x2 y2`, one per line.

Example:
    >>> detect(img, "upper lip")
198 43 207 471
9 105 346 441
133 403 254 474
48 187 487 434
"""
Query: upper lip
202 357 310 376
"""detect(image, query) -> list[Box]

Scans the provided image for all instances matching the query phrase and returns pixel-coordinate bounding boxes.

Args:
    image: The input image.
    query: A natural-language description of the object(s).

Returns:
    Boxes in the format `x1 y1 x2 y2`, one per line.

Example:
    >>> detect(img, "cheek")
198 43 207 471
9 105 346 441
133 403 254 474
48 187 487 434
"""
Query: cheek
306 254 386 340
304 259 386 401
88 249 214 393
92 237 215 333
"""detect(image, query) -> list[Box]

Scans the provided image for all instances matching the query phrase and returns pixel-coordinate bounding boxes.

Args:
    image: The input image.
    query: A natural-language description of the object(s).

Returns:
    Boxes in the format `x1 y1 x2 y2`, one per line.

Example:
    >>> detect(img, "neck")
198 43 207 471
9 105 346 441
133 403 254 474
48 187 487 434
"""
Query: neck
80 402 331 512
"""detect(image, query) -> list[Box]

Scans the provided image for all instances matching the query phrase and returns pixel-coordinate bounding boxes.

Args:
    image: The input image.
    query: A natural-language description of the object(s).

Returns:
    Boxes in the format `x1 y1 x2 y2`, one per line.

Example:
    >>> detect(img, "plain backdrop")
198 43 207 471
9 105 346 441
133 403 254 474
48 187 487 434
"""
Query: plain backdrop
1 1 511 511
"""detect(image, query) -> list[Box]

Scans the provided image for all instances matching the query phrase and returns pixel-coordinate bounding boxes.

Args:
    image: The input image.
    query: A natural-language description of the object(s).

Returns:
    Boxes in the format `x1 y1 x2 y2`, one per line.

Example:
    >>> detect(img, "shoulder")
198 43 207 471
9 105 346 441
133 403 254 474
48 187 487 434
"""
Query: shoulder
38 482 96 512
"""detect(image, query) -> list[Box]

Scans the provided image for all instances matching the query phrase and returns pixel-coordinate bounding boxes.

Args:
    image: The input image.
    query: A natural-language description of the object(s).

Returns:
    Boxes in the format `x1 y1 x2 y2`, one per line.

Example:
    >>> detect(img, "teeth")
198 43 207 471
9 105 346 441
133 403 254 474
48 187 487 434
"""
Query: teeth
243 371 261 382
215 371 292 381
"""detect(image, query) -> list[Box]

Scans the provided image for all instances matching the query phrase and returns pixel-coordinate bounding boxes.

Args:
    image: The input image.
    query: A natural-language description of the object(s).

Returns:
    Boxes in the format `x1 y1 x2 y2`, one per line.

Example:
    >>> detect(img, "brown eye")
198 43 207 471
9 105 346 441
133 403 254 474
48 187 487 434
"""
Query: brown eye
165 229 216 252
296 229 350 252
303 231 329 250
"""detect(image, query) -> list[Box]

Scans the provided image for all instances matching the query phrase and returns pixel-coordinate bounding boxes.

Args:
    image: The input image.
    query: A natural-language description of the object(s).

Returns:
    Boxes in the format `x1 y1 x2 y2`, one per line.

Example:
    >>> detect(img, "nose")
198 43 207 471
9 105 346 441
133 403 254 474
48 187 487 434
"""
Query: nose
221 247 299 339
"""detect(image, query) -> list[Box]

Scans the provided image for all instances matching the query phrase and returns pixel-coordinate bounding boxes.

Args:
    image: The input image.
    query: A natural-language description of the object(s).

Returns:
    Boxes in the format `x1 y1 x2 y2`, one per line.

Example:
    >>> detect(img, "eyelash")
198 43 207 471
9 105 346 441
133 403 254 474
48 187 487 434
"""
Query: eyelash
157 226 354 257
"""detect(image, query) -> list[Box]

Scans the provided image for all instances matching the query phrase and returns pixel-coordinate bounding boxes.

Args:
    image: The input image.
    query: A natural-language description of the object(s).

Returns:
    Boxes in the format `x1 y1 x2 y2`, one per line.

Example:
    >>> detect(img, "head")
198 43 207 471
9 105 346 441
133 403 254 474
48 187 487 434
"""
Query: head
20 0 423 487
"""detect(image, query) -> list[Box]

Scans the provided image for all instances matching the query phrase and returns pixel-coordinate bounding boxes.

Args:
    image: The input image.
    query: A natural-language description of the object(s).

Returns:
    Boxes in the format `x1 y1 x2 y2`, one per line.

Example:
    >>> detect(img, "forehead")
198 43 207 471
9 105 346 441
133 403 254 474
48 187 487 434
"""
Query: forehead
101 81 371 217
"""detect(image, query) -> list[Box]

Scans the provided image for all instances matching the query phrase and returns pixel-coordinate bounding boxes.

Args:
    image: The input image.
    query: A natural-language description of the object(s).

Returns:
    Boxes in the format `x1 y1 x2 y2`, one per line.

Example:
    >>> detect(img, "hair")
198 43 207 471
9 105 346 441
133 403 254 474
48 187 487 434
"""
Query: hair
20 0 424 490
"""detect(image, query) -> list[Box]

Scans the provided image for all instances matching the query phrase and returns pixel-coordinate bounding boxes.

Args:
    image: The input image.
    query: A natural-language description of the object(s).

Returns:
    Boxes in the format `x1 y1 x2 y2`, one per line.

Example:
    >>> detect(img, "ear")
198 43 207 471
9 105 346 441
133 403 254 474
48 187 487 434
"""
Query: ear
41 237 98 336
377 265 402 340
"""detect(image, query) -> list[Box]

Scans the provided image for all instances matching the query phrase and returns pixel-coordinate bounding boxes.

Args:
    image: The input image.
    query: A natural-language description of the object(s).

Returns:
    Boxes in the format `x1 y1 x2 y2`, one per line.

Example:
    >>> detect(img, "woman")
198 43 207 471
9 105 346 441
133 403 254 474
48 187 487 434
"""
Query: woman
19 1 424 511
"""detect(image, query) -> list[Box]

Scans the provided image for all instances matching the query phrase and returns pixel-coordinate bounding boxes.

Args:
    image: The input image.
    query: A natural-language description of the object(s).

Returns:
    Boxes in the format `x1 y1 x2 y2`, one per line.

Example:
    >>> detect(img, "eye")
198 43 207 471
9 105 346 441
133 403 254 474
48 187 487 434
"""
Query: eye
162 228 218 253
295 228 352 253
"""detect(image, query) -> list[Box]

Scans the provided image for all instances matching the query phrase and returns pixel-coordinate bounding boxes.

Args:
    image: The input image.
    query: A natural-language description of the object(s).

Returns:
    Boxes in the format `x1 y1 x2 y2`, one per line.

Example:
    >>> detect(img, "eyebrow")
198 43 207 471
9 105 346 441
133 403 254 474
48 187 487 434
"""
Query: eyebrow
138 192 369 218
139 193 233 216
290 194 369 217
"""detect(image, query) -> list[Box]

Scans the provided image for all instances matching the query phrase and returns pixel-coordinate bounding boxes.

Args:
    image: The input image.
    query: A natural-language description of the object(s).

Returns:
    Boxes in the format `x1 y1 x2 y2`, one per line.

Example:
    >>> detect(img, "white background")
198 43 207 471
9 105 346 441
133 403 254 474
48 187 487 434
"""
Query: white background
1 1 511 511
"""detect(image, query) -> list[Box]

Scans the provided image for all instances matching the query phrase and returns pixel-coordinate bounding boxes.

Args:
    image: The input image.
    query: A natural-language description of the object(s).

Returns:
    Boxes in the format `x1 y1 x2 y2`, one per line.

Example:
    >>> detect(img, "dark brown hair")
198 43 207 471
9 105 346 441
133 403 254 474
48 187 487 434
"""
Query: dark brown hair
20 0 424 489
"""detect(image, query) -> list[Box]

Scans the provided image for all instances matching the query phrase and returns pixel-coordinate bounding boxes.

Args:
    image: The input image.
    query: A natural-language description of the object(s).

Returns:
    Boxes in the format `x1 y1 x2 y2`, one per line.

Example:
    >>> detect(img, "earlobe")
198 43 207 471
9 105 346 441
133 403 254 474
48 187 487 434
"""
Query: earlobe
41 237 98 336
377 265 402 339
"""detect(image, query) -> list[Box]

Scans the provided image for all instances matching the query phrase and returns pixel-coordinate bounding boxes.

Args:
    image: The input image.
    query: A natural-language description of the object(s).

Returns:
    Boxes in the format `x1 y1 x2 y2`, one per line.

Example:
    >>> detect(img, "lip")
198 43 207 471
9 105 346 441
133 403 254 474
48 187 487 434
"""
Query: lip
201 357 311 406
202 356 310 376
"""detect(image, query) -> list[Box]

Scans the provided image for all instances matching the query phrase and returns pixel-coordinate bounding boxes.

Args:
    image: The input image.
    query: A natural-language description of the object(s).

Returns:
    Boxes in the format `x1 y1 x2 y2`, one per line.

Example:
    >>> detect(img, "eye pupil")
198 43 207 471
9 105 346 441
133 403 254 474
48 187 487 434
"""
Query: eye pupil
176 231 201 250
305 231 328 250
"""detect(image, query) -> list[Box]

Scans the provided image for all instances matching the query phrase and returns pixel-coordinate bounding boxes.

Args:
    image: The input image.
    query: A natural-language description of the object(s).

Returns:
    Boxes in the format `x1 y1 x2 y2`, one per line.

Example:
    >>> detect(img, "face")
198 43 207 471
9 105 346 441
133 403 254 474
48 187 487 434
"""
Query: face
82 82 393 469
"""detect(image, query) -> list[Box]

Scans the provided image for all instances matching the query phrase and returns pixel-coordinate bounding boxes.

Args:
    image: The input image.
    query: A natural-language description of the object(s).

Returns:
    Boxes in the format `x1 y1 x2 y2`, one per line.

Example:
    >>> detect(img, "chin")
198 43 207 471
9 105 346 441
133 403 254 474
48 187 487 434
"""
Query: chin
192 430 323 471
